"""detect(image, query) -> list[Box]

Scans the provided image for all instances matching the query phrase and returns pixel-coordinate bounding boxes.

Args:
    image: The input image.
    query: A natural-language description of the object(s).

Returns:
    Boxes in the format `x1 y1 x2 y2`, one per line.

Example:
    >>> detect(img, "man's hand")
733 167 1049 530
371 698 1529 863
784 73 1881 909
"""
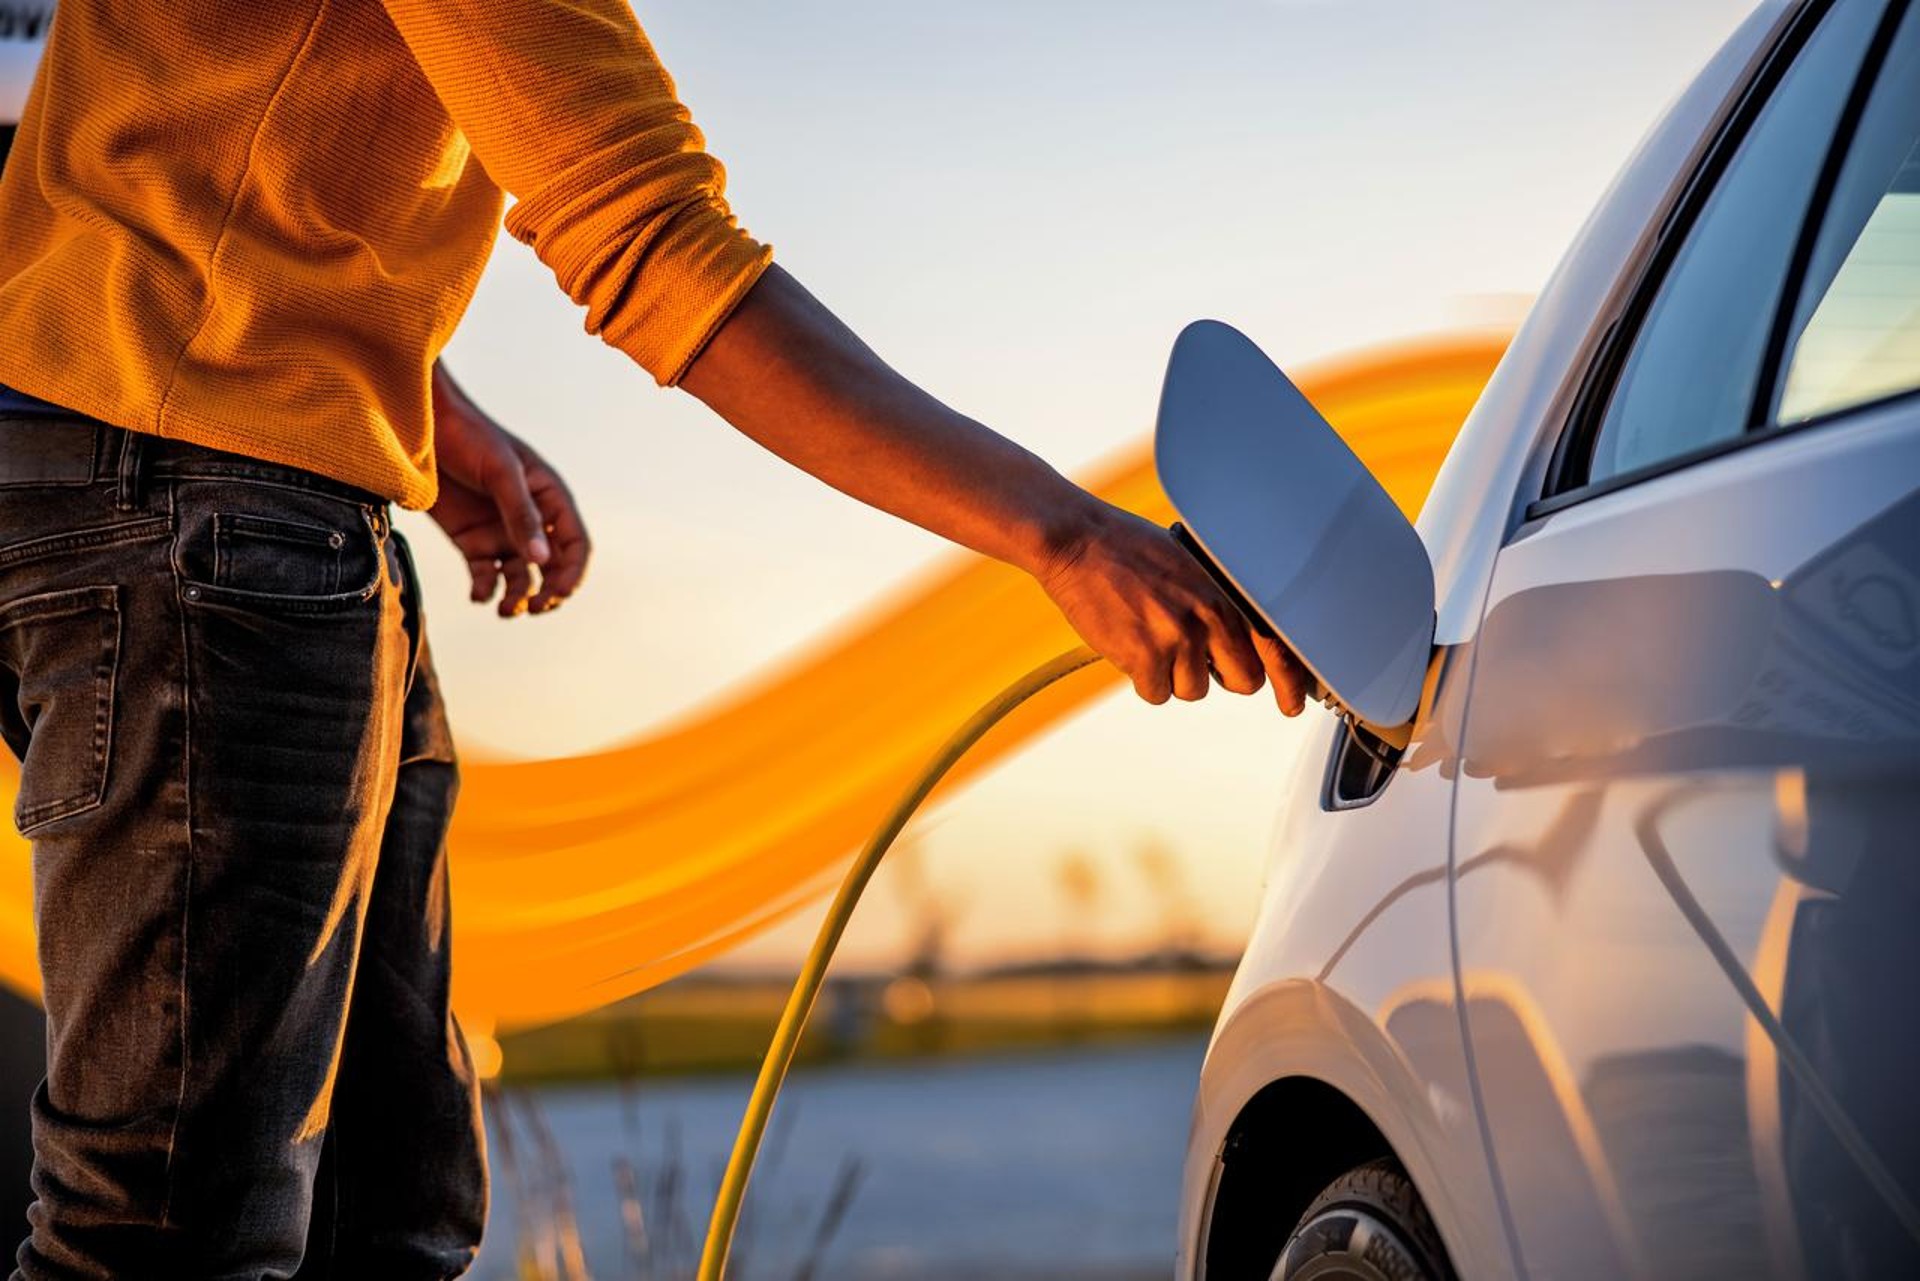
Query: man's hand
1036 505 1308 713
428 364 591 617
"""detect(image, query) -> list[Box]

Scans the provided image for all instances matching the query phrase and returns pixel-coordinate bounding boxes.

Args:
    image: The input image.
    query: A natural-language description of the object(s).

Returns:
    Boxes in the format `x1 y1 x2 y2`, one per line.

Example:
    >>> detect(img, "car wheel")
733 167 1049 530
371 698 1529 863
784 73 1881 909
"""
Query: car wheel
1270 1158 1454 1281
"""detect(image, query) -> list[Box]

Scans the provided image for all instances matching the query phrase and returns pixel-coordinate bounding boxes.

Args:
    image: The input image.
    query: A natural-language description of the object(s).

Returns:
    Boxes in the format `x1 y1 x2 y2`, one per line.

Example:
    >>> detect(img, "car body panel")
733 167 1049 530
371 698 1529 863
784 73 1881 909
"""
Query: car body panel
1179 683 1507 1279
1453 400 1920 1279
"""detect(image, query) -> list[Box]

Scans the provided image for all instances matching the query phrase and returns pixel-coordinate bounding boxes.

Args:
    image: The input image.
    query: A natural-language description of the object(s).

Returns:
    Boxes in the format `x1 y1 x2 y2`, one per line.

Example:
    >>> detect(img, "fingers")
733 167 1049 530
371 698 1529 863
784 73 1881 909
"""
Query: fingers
1131 604 1250 705
467 552 538 617
1252 628 1308 716
455 446 591 619
480 447 551 568
1129 654 1174 706
1142 613 1283 707
1126 602 1302 713
1202 604 1266 696
1036 508 1310 715
1170 620 1213 702
497 557 537 618
467 554 501 605
1151 580 1275 706
512 442 590 614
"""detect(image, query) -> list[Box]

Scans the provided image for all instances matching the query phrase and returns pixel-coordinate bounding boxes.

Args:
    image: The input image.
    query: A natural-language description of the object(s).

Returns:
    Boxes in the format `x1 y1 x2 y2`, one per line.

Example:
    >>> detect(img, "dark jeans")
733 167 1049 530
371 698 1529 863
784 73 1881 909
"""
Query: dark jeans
0 415 487 1279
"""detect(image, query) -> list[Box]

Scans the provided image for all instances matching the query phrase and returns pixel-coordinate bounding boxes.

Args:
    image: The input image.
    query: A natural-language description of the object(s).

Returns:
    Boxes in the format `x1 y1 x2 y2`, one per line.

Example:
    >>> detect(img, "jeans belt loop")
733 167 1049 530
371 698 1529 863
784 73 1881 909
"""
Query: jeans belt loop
113 427 146 512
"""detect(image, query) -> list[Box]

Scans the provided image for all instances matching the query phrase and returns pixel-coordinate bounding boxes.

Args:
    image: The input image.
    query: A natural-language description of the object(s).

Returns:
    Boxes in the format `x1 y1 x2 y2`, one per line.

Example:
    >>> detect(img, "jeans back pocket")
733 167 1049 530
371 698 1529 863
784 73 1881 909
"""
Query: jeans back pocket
0 586 120 835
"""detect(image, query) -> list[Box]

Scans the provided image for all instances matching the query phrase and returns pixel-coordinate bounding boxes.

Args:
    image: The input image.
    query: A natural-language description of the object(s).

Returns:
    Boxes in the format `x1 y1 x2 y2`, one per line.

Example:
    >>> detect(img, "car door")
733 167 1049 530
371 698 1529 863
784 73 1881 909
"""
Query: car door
1449 0 1920 1277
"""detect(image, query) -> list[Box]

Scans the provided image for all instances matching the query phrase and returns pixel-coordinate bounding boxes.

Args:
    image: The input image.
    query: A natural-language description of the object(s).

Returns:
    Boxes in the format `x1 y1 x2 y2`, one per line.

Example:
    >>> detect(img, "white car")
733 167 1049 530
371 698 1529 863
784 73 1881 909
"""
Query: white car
1166 0 1920 1277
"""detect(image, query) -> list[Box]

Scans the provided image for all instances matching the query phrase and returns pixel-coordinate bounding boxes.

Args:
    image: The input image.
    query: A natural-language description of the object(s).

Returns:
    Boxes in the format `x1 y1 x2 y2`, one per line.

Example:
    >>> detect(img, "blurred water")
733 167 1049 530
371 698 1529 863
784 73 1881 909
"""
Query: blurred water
473 1036 1204 1281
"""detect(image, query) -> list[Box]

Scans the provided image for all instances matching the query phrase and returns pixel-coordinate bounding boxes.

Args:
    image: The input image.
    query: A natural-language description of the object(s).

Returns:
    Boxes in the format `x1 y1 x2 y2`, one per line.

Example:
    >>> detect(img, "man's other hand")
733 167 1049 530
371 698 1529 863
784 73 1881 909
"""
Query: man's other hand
428 364 591 617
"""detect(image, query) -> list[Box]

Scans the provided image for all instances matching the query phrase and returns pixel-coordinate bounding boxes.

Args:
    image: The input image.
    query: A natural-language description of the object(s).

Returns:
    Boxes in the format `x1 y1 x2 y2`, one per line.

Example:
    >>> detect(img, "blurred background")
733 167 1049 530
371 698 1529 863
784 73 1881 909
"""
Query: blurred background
389 1 1772 1277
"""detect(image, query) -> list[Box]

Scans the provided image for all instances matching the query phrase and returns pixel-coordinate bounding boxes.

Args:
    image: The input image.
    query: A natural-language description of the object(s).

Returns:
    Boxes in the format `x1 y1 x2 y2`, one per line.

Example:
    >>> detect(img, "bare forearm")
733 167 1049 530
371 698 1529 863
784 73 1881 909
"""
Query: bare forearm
679 265 1101 576
676 264 1305 712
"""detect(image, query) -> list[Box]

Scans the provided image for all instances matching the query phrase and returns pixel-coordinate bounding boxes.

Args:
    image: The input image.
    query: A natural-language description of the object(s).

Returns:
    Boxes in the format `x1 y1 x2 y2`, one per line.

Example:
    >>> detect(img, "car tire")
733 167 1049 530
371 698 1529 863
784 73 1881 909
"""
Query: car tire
1270 1158 1454 1281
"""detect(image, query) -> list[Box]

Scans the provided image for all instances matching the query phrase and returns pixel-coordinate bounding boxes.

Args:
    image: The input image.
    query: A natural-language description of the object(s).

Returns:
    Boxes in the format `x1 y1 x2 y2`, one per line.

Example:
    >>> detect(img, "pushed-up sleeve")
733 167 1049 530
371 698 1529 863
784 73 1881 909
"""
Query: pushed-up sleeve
382 0 772 384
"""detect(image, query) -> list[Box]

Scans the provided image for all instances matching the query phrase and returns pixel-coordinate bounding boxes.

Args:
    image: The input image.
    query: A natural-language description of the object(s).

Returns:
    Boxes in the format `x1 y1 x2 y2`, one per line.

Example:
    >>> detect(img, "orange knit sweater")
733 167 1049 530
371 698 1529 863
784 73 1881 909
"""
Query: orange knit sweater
0 0 772 508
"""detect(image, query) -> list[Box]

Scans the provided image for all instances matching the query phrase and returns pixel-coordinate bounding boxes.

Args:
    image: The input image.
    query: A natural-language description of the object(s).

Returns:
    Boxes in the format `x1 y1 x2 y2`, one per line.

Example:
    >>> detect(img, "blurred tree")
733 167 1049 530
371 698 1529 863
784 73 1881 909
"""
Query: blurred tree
1135 833 1203 963
1054 848 1103 964
885 832 966 983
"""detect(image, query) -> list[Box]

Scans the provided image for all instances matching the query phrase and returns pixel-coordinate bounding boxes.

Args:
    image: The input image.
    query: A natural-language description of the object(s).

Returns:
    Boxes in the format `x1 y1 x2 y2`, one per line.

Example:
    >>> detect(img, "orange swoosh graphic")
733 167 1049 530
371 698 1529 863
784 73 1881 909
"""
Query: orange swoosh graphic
0 332 1505 1030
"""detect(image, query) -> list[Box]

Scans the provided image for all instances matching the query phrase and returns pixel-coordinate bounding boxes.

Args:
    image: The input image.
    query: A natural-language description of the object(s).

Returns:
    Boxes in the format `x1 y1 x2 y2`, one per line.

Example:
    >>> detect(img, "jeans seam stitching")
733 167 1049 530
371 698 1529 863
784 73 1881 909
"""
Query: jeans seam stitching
2 587 121 833
0 517 172 571
157 466 383 507
96 599 118 813
160 486 192 1230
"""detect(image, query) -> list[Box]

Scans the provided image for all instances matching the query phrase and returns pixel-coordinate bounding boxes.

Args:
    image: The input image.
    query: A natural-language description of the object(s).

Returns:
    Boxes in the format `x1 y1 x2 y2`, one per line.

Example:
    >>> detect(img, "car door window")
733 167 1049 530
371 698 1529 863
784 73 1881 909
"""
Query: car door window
1774 0 1920 424
1576 0 1887 490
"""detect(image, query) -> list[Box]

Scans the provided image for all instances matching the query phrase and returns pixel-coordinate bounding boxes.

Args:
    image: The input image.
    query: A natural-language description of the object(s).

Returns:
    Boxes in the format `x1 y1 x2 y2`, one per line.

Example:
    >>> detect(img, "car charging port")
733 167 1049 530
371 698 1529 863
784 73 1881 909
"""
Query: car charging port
1324 715 1405 810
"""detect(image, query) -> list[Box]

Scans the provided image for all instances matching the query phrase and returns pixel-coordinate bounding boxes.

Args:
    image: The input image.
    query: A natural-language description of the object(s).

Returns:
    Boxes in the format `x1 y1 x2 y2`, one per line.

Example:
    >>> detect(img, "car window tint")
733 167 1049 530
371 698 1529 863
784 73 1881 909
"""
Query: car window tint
1776 1 1920 424
1584 0 1884 488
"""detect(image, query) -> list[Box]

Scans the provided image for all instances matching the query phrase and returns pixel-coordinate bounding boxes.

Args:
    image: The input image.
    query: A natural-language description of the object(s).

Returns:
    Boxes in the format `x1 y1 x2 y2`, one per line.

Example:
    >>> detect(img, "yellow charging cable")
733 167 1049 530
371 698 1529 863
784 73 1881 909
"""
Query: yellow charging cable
697 645 1102 1281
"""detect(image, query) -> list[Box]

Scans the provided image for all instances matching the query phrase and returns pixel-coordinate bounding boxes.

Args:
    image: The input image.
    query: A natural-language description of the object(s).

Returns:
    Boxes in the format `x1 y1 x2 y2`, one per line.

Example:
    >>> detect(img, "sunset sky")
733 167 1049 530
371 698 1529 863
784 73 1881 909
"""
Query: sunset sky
406 0 1759 972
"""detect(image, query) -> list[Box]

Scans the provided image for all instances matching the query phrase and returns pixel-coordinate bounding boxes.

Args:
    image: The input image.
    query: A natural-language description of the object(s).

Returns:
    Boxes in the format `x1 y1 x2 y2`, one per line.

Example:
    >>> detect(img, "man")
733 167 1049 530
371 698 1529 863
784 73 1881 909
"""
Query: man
0 1 1305 1276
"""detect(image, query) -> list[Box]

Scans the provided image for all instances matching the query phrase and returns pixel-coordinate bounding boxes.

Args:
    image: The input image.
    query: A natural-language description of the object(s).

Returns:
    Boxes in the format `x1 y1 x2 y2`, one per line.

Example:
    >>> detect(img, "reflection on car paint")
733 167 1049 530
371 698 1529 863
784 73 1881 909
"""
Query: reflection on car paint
1455 473 1920 1279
